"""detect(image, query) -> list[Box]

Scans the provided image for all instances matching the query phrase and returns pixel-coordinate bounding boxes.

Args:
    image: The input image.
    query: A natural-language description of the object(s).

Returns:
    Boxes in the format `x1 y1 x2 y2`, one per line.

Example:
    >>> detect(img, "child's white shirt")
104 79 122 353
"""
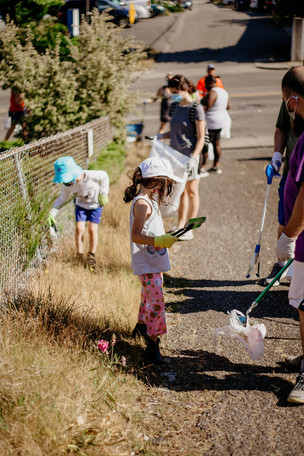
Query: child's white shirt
130 194 170 275
52 170 109 211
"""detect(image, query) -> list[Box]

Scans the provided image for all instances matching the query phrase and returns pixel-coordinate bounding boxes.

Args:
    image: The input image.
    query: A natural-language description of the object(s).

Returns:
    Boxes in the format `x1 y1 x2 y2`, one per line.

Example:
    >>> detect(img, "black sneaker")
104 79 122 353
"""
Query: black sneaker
259 262 287 287
285 355 303 370
132 323 148 339
144 337 163 364
287 372 304 404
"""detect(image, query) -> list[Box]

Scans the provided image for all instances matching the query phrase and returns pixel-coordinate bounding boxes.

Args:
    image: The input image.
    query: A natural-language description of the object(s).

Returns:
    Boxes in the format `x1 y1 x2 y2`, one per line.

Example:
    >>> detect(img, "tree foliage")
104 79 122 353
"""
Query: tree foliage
0 0 64 25
0 11 146 141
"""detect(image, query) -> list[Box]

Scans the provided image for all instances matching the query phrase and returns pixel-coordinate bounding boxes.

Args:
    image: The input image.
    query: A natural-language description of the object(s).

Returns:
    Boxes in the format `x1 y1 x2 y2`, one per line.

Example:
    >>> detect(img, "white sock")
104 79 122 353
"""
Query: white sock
278 260 286 267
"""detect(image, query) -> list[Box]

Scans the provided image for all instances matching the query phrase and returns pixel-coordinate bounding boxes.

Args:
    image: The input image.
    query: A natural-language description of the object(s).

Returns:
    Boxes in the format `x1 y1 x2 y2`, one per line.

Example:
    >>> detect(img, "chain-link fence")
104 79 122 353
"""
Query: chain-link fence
0 116 114 304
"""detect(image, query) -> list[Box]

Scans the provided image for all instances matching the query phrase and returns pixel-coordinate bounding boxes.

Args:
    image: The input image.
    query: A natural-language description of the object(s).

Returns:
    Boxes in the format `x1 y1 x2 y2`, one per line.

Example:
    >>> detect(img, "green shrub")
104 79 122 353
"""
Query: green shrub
0 139 24 152
88 141 126 185
0 0 64 25
151 0 184 13
0 11 146 142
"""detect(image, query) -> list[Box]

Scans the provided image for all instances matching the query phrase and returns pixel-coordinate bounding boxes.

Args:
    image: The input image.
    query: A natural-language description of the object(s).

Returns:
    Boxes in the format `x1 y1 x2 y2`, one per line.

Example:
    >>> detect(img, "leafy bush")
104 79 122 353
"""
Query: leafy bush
151 0 184 12
0 0 64 25
88 141 126 185
0 11 146 142
0 139 24 152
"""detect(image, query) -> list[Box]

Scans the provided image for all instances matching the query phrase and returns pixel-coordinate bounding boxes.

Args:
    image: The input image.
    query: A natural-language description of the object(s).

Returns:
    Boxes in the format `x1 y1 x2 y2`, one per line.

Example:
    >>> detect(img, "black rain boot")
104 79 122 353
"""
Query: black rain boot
132 322 148 339
144 337 163 364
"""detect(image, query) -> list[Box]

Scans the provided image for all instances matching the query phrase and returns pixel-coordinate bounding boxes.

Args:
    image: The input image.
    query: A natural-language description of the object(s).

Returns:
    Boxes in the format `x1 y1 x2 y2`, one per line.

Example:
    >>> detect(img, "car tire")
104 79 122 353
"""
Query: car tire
118 16 129 27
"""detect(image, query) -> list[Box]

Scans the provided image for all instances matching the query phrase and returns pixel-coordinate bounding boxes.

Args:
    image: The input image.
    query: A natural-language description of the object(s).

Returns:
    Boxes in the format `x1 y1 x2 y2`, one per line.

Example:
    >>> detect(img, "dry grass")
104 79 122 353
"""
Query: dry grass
0 142 163 456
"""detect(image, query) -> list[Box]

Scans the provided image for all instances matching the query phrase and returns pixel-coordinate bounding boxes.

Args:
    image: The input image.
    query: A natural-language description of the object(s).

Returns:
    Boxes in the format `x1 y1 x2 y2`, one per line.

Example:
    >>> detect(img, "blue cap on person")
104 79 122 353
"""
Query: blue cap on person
139 156 183 183
53 157 83 183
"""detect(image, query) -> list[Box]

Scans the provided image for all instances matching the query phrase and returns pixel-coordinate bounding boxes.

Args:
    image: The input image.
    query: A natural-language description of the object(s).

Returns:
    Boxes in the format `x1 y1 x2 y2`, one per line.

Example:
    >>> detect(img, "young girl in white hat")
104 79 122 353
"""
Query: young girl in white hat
124 156 182 363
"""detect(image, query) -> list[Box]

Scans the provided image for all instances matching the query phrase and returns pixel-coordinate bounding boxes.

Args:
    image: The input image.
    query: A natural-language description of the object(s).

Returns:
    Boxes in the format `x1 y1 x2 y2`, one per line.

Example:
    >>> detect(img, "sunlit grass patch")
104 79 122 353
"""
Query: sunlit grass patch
0 142 156 455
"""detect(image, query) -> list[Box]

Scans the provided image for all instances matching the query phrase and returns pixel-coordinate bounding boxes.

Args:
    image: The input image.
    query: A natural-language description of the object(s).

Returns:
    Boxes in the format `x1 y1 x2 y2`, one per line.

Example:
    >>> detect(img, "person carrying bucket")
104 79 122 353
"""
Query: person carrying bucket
123 156 181 364
276 66 304 404
49 156 109 271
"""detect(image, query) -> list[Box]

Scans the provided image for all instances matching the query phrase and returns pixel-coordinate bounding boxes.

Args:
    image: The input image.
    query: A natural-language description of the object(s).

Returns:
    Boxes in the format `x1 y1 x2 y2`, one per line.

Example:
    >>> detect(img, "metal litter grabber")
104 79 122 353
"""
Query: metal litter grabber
244 258 294 324
172 216 206 238
246 164 281 278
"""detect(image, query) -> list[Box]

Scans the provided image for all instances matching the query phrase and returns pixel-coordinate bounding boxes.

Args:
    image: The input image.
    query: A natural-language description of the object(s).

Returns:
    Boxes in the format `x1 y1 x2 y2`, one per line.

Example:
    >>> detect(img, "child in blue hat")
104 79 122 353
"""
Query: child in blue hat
49 156 109 271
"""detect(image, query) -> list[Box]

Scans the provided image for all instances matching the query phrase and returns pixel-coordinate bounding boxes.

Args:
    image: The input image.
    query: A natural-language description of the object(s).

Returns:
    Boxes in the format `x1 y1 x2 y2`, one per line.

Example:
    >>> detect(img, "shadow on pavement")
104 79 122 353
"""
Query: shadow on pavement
139 350 294 405
157 15 290 64
164 274 297 320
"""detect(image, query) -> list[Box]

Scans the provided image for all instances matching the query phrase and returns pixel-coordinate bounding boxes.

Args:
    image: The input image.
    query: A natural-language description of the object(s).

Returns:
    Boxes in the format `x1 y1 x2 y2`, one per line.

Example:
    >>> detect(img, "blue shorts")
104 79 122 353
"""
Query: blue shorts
278 174 287 226
75 205 103 224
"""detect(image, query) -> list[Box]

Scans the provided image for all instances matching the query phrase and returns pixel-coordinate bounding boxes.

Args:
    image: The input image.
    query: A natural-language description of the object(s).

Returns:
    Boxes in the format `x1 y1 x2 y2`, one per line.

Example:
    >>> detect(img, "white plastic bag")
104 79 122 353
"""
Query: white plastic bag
149 139 188 218
207 142 214 162
221 111 231 139
4 112 11 130
220 112 231 139
214 309 266 360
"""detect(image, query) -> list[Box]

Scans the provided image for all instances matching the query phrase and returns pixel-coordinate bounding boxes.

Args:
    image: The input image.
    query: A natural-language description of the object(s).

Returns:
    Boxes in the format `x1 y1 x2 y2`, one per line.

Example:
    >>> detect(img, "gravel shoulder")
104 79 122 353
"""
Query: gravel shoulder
139 145 304 456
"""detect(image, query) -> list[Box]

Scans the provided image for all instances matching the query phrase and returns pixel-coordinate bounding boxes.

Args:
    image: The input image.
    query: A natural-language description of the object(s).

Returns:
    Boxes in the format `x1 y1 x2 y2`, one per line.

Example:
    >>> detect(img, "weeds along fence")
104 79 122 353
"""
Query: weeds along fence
0 117 114 304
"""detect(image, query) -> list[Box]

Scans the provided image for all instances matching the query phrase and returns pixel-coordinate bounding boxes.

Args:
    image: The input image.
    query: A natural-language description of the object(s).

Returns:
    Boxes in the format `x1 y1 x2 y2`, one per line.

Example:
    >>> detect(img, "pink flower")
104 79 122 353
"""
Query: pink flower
97 339 109 353
121 356 126 367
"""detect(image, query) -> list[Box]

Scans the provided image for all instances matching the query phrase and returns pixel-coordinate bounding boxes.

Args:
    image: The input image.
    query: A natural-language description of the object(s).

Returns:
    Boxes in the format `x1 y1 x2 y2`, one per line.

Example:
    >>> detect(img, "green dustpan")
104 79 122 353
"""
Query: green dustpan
172 216 206 238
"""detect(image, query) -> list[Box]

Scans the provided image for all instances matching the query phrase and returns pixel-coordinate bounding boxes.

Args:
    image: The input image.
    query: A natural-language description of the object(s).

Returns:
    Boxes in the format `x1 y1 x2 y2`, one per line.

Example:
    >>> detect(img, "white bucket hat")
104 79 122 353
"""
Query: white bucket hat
139 156 183 183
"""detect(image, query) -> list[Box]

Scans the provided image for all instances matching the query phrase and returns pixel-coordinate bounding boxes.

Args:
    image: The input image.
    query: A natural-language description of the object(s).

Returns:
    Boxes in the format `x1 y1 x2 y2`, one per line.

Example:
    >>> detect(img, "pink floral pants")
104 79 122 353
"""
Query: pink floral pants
138 272 167 337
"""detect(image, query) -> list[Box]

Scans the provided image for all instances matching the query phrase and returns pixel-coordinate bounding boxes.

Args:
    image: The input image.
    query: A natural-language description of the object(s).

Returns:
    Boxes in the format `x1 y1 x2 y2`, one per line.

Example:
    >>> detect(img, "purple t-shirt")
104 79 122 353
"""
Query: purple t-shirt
284 131 304 261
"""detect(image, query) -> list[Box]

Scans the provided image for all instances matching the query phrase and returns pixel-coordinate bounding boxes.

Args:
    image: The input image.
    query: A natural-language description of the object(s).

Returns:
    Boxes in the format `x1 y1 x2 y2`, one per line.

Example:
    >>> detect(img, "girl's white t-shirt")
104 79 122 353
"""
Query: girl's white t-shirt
130 195 170 275
205 87 229 130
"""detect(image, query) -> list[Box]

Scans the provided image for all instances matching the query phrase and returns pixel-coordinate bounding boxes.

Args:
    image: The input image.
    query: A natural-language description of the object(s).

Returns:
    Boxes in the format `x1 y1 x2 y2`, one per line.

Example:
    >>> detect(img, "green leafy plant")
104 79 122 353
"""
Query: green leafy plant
0 139 24 152
0 0 64 25
88 141 126 184
151 0 184 13
0 11 146 142
11 187 55 269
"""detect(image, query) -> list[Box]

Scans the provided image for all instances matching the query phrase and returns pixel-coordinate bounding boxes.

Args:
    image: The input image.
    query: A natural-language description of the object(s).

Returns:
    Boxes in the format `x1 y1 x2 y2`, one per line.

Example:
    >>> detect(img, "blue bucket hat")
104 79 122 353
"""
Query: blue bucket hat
53 157 83 183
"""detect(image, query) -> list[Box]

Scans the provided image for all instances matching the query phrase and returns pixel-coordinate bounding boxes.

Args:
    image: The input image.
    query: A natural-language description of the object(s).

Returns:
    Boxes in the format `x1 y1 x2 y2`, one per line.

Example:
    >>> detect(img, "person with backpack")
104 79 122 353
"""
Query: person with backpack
157 74 205 240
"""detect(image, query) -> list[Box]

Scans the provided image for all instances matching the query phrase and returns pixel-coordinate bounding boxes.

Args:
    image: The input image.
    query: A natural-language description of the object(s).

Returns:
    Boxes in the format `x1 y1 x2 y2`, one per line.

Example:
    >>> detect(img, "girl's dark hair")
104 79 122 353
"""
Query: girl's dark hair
205 75 217 90
168 74 196 94
123 167 175 205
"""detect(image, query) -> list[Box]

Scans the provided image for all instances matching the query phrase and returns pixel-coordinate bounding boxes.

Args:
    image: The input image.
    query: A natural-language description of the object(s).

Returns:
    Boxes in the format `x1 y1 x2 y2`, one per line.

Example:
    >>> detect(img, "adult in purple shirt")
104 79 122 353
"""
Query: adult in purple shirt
276 66 304 404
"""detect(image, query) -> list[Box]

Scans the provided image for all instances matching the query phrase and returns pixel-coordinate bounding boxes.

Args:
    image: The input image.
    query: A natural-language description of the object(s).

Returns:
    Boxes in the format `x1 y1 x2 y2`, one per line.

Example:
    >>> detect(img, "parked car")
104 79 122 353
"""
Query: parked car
234 0 250 11
150 3 166 16
58 0 138 27
120 0 152 19
172 0 192 9
121 0 152 18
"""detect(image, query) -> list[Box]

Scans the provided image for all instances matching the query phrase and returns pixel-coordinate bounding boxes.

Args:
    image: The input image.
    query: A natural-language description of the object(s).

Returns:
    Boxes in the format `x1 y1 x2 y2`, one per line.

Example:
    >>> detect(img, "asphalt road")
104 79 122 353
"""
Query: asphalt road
125 3 304 454
125 0 293 148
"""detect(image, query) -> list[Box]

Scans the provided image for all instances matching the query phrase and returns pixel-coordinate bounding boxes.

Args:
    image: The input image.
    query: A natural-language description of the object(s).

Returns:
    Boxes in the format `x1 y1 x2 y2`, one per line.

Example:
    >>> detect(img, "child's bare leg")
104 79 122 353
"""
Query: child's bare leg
75 221 86 254
87 221 99 254
178 188 189 228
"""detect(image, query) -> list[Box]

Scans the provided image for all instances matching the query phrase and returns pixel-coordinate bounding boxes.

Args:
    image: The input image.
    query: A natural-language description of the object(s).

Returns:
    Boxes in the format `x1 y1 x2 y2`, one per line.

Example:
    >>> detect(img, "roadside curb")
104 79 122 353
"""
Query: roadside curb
254 60 302 71
221 136 273 150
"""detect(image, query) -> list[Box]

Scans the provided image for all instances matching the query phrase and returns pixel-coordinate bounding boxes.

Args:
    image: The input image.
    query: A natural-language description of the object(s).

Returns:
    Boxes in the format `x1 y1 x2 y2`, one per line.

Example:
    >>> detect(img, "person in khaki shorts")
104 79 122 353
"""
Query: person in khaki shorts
158 74 205 240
